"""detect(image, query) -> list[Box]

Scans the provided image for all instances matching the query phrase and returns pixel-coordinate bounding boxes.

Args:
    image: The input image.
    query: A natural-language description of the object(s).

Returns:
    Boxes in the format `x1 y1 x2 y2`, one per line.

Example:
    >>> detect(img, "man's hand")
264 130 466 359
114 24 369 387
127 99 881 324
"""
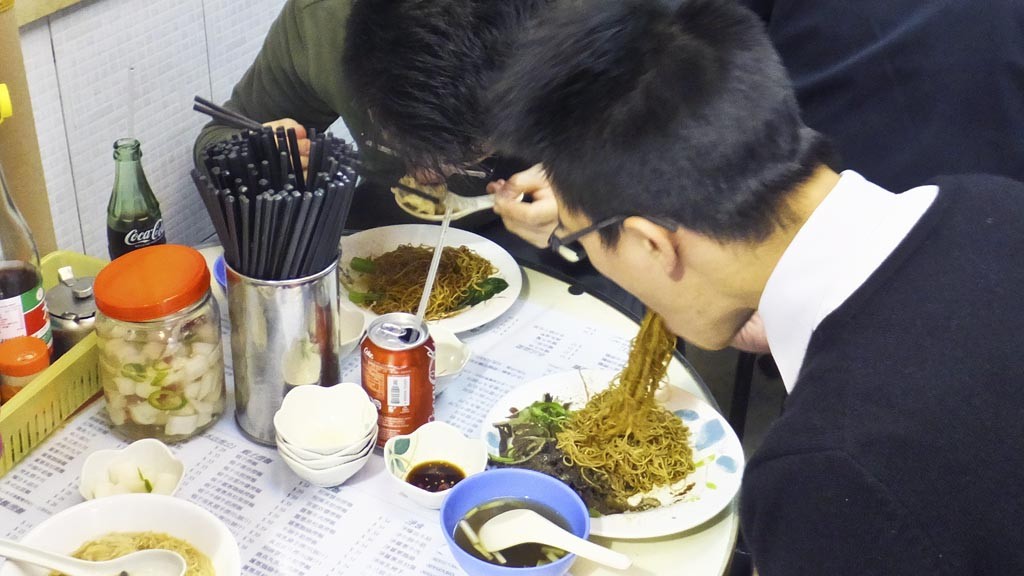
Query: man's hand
730 311 771 354
262 118 310 169
487 164 559 248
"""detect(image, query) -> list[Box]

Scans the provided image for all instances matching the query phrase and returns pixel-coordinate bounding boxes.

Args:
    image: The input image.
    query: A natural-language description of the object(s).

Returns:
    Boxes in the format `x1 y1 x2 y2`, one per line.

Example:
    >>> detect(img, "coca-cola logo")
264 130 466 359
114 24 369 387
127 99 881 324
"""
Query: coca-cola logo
124 219 165 246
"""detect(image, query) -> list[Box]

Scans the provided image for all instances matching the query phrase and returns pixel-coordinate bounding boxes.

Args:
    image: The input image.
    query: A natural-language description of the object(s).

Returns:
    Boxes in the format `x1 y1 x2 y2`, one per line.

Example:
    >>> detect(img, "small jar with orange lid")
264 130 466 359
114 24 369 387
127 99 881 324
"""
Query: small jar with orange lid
93 244 225 441
0 336 50 403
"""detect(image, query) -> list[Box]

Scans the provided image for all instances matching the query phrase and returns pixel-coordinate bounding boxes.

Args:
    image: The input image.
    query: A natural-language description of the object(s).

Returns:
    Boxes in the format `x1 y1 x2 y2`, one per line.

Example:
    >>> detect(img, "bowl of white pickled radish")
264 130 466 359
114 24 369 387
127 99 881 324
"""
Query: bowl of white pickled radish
79 438 185 499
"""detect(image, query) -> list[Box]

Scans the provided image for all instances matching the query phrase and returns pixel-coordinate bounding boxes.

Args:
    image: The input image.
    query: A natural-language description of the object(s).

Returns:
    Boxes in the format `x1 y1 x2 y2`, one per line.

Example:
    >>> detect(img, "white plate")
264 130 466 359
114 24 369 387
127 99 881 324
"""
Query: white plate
338 224 523 333
481 369 744 539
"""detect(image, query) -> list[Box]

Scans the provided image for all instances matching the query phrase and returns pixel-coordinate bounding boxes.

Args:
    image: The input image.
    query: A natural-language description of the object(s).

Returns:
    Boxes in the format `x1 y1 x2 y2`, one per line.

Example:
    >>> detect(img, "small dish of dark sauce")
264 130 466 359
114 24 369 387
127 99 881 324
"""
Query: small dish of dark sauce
405 460 465 492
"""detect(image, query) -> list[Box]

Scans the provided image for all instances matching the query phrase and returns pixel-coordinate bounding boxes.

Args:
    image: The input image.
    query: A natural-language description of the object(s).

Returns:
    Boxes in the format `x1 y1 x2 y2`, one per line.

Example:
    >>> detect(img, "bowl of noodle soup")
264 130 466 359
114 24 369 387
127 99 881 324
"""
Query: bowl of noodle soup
0 494 240 576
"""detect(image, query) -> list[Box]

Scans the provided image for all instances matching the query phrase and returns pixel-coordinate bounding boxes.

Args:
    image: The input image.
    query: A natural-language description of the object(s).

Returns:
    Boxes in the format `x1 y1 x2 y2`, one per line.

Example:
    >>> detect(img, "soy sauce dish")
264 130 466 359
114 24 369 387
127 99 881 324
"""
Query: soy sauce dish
440 468 590 576
383 421 488 509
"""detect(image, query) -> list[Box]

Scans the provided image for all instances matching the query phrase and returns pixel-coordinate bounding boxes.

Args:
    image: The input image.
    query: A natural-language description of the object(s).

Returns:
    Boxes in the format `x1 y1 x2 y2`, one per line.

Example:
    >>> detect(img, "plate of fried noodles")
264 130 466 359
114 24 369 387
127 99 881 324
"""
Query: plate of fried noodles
339 224 522 333
481 313 744 539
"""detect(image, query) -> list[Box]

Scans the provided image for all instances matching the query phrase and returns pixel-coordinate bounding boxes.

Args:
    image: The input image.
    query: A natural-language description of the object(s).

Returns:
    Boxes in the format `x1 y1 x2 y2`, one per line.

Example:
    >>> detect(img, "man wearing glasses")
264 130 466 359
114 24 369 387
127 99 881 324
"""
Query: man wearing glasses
488 0 1024 573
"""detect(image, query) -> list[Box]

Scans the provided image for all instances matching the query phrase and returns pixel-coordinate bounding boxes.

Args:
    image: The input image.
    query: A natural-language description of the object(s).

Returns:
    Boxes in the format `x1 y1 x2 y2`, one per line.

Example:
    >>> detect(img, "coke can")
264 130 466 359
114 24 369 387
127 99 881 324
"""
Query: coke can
361 312 435 447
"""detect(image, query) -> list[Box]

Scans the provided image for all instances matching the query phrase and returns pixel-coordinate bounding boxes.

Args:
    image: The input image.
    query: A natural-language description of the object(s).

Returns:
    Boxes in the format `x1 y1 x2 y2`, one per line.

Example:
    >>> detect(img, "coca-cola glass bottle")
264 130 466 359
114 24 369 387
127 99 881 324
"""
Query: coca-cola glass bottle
0 160 52 348
107 138 166 259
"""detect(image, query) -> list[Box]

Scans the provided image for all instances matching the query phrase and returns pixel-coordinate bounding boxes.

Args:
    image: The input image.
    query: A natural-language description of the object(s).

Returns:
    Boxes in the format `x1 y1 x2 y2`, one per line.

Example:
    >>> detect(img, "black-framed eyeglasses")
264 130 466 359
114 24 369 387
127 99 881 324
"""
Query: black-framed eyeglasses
548 214 679 263
447 160 493 181
548 215 629 263
363 138 494 181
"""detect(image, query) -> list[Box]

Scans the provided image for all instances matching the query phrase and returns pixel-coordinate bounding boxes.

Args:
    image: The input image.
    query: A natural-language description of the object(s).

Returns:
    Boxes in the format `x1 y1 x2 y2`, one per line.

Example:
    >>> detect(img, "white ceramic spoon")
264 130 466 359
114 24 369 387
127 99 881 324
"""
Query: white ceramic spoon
476 509 633 570
429 324 471 381
0 538 187 576
391 185 506 222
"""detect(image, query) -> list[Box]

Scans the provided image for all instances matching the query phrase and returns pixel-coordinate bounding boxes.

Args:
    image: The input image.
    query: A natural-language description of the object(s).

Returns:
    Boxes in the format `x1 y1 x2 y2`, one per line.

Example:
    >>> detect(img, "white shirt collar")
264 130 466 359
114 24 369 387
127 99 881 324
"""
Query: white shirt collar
759 171 937 392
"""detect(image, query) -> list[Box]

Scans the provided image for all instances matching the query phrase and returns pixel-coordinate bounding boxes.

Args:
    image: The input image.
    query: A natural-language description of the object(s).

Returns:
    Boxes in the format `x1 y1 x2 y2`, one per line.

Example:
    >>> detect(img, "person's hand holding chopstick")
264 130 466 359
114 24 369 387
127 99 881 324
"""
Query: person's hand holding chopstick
487 163 559 249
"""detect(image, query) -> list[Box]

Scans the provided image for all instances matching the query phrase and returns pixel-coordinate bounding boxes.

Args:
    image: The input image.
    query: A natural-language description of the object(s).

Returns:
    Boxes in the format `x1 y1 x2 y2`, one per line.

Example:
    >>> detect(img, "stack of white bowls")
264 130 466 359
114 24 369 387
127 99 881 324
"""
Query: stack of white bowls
273 383 379 487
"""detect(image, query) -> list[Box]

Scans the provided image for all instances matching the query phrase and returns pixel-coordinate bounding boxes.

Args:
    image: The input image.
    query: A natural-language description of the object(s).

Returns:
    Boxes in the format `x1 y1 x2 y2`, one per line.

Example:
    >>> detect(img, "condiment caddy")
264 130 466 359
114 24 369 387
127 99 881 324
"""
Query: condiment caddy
0 251 106 479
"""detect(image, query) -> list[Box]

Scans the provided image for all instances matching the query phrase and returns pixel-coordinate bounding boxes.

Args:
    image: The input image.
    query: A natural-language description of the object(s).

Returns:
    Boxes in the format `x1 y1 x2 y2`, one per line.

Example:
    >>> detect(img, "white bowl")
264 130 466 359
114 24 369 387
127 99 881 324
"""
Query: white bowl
383 421 488 509
430 325 471 397
338 307 367 358
273 382 378 454
277 430 375 470
0 493 241 576
280 449 372 487
79 438 184 500
276 423 378 461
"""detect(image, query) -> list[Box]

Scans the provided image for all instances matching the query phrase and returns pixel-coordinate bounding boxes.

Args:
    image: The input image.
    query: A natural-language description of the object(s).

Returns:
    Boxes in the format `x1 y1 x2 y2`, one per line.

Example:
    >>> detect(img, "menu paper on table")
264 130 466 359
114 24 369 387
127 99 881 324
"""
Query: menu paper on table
0 296 636 575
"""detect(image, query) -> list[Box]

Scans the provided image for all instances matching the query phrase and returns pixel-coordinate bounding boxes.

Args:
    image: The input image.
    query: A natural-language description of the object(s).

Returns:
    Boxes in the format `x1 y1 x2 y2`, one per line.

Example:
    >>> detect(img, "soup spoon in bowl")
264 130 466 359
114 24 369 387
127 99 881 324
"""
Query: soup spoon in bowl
0 538 187 576
477 508 632 570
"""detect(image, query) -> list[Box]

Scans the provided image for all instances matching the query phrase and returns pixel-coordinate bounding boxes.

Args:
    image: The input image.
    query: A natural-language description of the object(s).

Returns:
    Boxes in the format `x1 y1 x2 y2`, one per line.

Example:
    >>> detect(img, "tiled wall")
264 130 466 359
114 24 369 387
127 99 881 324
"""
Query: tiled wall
19 0 350 258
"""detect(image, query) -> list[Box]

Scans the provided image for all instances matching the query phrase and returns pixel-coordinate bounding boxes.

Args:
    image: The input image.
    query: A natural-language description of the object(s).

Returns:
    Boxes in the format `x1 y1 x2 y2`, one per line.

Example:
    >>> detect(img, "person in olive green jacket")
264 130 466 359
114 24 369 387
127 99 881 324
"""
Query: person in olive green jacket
193 0 645 316
195 1 374 179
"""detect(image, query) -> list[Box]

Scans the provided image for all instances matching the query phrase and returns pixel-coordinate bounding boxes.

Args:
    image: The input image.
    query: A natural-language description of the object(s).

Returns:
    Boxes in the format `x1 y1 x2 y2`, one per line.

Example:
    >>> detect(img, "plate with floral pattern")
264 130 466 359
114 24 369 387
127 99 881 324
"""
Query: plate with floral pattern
482 369 744 539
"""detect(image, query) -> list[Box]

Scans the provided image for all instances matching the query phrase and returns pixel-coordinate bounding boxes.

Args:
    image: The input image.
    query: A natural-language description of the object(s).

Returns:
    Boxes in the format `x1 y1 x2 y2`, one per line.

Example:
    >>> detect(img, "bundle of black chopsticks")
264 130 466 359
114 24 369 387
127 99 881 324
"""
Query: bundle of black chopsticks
190 122 358 281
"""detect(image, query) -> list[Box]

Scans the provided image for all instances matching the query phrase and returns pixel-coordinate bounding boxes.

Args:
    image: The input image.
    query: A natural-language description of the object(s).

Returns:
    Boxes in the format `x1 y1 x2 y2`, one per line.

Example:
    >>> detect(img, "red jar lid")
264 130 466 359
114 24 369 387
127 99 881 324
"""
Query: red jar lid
0 336 50 376
94 245 210 322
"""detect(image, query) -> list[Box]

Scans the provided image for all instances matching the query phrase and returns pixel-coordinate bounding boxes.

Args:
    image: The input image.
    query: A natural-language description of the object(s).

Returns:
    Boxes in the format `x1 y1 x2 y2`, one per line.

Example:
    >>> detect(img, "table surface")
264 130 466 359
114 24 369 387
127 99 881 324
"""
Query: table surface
0 251 738 576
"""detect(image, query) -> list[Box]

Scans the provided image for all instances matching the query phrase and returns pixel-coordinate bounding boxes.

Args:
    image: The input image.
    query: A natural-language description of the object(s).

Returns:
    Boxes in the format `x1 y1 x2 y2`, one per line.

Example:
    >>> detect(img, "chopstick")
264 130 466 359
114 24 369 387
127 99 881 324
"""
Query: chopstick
193 103 263 132
416 201 455 321
393 181 443 205
193 96 263 131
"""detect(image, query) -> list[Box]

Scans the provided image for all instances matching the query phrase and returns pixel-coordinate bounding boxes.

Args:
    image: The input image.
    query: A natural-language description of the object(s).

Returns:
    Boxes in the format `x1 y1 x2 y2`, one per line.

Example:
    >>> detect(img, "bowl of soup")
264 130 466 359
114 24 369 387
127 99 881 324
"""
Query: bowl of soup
0 493 241 576
440 468 589 576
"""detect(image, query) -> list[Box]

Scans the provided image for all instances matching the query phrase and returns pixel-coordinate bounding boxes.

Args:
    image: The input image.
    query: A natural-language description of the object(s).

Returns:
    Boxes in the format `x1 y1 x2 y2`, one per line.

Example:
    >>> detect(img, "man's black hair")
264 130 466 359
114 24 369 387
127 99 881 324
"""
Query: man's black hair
344 0 547 171
489 0 833 244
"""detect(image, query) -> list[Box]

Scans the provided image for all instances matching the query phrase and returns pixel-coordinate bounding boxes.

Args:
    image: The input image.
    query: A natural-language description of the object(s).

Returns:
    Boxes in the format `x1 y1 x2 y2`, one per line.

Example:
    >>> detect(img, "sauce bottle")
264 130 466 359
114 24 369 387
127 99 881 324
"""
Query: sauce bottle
0 119 52 349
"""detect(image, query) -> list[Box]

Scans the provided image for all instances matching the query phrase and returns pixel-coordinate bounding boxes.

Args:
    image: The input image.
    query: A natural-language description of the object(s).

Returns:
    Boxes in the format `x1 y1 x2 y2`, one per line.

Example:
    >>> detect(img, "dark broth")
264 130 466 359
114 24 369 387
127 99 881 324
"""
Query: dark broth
406 460 465 492
453 498 571 568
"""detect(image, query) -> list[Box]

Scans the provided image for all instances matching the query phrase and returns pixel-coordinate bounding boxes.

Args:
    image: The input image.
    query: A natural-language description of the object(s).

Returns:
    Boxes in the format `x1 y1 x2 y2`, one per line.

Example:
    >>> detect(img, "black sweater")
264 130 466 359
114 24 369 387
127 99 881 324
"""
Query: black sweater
740 175 1024 575
742 0 1024 192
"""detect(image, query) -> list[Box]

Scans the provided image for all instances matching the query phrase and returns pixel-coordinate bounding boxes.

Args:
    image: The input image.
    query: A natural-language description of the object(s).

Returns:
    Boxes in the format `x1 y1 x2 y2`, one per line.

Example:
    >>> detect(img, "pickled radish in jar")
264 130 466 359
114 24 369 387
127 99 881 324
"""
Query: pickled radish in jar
93 245 226 442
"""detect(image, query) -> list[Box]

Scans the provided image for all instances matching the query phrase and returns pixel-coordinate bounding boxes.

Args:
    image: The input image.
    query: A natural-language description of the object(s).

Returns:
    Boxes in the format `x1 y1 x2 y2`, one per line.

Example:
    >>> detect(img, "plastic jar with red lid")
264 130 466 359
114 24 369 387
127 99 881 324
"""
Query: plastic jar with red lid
0 336 50 403
93 244 225 441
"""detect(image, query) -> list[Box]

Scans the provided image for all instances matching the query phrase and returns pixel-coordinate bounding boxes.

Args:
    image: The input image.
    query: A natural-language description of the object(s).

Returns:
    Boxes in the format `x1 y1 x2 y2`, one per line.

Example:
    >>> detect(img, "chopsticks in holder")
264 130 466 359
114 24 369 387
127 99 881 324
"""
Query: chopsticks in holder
281 191 312 279
191 118 361 281
289 189 324 279
239 195 252 274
